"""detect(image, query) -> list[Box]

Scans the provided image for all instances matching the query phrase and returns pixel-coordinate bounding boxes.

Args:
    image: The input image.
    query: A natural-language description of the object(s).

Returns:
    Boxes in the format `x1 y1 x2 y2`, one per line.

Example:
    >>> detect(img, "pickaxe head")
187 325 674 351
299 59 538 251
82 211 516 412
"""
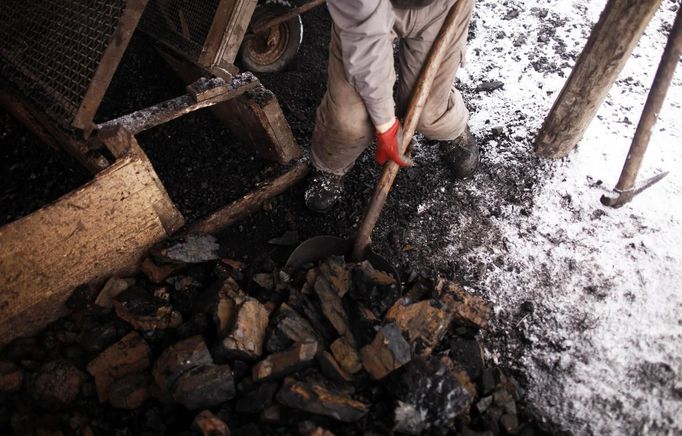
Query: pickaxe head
600 171 669 208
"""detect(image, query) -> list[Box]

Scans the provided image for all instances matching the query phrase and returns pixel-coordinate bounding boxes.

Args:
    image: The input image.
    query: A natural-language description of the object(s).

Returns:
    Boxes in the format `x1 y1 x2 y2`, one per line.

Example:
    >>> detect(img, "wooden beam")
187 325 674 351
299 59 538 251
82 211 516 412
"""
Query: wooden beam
535 0 662 158
155 47 302 164
96 73 259 135
0 147 184 346
218 86 302 164
188 160 309 235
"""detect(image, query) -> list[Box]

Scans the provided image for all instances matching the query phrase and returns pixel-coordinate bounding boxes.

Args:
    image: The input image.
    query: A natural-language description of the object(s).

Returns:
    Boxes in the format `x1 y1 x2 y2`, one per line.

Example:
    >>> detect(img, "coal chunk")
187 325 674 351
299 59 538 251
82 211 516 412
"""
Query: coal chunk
217 298 269 361
360 323 411 379
276 377 369 422
86 331 151 402
266 303 321 353
236 382 279 413
172 364 236 409
252 342 318 382
153 336 214 397
386 299 453 356
113 287 183 332
30 359 85 410
389 356 473 431
108 373 151 409
351 261 399 315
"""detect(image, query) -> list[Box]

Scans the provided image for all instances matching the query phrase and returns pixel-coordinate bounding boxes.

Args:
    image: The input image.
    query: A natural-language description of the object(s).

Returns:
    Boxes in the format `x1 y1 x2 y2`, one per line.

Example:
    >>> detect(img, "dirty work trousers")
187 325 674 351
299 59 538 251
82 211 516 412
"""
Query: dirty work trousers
311 0 475 176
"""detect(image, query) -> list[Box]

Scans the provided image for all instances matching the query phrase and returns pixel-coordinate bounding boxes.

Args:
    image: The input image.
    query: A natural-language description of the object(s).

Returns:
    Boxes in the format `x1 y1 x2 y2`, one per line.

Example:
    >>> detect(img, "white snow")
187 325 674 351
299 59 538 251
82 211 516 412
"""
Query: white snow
422 0 682 434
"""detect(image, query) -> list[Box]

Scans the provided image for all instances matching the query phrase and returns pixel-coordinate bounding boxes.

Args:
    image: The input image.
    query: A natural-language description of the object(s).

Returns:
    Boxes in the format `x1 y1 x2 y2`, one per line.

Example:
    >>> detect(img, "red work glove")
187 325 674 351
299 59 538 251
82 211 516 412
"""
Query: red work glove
375 118 414 167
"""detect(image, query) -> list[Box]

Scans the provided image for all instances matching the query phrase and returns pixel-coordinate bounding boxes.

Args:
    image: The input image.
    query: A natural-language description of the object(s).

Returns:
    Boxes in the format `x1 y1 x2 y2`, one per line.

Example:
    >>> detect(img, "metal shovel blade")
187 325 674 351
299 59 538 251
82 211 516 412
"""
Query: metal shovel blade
285 235 402 293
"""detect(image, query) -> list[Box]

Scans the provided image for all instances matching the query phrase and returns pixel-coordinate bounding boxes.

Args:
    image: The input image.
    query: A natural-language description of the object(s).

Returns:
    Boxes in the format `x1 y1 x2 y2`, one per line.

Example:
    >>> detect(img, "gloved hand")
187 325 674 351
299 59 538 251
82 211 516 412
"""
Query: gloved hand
375 118 414 167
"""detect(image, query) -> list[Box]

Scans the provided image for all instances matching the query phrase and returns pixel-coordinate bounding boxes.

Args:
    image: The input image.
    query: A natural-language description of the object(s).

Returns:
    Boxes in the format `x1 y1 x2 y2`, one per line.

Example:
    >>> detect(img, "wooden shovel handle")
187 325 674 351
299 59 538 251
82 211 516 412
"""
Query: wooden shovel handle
351 0 469 261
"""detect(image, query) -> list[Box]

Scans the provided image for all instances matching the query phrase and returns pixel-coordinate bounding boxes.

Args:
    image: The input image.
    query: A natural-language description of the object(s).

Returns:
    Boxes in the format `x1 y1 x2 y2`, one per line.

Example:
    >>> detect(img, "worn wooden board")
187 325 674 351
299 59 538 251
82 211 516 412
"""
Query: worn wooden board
0 151 184 345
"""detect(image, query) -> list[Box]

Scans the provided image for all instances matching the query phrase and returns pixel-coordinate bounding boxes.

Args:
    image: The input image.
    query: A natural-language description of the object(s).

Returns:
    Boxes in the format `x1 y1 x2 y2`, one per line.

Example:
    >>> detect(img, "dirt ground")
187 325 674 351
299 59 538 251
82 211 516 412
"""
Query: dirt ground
1 0 681 435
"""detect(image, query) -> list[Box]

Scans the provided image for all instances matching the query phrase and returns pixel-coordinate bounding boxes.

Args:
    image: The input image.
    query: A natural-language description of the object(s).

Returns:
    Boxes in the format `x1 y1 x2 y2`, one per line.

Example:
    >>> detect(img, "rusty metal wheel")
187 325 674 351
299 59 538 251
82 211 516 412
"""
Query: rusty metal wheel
239 4 303 73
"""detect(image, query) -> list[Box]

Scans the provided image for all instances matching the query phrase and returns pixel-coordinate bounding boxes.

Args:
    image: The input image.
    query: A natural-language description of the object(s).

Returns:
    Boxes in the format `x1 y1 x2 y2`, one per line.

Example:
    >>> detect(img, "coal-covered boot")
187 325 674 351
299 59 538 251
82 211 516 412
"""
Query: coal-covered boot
304 168 344 213
440 126 480 179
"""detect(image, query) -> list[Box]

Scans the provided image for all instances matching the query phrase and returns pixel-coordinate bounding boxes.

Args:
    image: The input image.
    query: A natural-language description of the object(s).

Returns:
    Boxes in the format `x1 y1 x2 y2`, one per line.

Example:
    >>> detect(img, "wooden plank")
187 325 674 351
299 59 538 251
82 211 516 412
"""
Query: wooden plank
97 73 260 135
0 150 184 346
535 0 662 158
188 160 309 235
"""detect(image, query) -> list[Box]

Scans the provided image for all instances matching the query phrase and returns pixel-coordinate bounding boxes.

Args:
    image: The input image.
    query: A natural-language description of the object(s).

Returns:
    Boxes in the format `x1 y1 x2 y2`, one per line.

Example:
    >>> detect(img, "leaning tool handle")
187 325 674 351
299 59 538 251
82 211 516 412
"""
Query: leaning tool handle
614 5 682 193
351 0 468 261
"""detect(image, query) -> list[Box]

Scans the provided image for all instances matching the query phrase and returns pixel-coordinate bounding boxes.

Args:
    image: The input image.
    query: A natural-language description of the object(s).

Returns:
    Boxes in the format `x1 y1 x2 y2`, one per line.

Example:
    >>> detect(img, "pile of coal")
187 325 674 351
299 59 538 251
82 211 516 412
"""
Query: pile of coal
0 233 544 435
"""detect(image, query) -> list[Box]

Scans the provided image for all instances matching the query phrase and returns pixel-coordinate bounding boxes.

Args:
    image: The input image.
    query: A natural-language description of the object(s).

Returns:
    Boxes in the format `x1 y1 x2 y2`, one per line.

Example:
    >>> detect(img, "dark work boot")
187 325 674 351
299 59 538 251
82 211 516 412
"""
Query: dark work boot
304 168 344 213
440 126 480 179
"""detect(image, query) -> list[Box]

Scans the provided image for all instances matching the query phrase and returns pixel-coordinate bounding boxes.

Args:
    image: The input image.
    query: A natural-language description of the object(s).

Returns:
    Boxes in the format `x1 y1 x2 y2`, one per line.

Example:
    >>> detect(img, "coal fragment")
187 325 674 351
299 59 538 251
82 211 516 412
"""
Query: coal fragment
317 351 353 382
194 280 241 337
0 360 23 393
386 299 453 356
86 331 151 402
476 80 504 92
236 382 279 413
95 276 133 310
153 233 220 264
314 276 353 341
318 256 351 297
276 377 369 422
108 373 151 409
266 303 321 353
344 300 380 347
31 360 85 410
217 298 269 361
435 279 492 329
479 367 502 396
449 336 485 380
351 261 399 315
79 320 129 353
113 287 183 331
330 337 362 374
389 356 473 431
153 336 214 397
172 364 236 409
360 323 411 379
252 342 318 382
194 410 230 436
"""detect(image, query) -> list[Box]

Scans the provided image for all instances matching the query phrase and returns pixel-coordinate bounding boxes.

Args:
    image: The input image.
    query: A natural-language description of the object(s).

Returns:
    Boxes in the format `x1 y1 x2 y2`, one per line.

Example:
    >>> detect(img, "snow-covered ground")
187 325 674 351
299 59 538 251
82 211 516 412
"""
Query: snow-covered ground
407 0 681 434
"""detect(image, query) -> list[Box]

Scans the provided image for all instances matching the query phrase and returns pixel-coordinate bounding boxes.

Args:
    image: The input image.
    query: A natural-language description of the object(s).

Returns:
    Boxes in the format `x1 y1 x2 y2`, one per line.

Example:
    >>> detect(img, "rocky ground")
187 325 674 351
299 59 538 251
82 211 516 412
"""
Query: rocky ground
1 0 681 434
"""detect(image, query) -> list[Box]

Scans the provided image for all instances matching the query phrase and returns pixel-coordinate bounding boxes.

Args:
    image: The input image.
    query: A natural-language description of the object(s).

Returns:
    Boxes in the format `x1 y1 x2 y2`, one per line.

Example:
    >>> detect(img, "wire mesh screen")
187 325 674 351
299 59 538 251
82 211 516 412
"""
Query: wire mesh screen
140 0 220 63
0 0 131 130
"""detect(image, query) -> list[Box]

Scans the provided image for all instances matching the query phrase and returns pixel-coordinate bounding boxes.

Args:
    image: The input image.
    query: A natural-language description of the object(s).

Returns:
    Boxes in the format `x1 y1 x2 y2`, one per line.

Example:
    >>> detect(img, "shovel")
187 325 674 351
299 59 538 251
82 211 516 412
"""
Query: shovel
286 0 469 282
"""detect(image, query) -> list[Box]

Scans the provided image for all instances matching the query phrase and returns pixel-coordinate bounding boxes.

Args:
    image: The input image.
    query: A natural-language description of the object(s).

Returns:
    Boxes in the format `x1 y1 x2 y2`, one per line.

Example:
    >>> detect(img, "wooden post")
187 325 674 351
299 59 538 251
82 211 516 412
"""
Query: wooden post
535 0 662 159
